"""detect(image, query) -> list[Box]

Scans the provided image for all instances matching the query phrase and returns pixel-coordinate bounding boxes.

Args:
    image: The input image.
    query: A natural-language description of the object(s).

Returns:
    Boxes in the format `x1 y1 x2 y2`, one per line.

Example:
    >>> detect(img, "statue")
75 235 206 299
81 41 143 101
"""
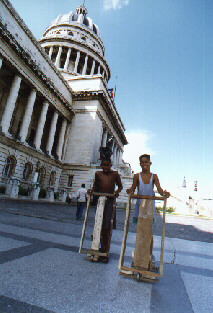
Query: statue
99 138 113 160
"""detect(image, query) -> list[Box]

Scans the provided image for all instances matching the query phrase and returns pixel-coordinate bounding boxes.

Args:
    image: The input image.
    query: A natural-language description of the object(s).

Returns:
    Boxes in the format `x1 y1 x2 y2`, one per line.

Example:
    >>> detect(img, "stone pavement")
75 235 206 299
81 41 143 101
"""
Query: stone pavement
0 199 212 313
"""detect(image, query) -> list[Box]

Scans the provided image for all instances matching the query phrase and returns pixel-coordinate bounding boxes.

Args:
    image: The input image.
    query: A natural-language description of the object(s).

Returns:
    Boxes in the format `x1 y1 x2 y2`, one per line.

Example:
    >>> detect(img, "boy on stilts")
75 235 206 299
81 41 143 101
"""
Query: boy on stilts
88 158 123 262
127 154 170 271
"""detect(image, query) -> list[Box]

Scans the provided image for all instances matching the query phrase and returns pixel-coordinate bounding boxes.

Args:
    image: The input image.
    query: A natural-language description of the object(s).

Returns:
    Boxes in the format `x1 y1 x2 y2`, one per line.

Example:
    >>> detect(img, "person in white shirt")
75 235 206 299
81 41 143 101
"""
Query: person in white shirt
76 184 88 220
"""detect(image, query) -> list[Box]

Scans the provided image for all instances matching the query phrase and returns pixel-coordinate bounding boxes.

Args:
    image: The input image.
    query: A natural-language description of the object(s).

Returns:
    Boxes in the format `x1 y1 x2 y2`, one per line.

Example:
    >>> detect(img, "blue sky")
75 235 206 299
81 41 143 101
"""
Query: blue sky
10 0 213 196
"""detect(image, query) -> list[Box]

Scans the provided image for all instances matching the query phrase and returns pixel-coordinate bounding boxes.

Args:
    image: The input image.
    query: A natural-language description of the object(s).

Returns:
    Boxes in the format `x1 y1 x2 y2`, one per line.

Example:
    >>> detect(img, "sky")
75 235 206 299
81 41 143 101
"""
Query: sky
10 0 213 197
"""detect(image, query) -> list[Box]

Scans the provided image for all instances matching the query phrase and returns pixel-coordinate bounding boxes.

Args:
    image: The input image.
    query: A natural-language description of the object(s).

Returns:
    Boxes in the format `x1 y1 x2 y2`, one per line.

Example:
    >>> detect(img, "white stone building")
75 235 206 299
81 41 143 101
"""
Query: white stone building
0 0 133 203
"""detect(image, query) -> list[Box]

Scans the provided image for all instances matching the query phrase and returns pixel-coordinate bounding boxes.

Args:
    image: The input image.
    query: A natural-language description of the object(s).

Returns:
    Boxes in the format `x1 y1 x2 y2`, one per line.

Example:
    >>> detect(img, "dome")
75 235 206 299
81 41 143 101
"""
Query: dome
47 5 101 39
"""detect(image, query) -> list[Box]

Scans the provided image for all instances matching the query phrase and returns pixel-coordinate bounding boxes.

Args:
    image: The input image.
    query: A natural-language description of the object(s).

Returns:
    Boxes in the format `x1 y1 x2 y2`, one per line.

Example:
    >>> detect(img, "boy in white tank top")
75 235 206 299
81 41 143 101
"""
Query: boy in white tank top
127 154 170 221
127 154 170 269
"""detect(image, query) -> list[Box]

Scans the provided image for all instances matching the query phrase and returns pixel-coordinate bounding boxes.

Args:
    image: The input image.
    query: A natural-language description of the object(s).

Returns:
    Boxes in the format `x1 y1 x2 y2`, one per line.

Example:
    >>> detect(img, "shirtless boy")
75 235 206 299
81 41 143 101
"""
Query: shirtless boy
88 158 123 262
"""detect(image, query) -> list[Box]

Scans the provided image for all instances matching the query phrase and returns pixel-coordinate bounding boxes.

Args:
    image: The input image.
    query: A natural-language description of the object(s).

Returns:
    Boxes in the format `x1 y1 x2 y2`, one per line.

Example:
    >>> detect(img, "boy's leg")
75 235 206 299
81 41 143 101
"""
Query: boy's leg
100 228 111 252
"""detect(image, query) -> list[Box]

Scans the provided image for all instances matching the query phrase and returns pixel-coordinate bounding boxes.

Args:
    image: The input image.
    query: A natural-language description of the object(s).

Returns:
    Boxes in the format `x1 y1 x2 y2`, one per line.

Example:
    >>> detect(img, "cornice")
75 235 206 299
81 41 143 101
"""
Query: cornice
42 22 104 50
0 0 74 111
73 90 128 145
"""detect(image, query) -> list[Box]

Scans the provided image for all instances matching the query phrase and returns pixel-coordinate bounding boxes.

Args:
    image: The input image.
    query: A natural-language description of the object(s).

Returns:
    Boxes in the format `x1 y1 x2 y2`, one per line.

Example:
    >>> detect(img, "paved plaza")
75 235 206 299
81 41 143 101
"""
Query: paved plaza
0 199 212 313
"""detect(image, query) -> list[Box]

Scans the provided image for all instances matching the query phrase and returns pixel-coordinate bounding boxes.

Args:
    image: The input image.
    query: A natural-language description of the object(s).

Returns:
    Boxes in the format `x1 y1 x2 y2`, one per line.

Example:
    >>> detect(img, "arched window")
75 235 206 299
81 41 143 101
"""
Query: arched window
3 156 16 177
93 25 97 34
38 167 46 185
68 31 73 36
83 17 89 27
68 175 74 187
23 162 33 181
49 171 56 186
81 36 86 41
72 14 78 21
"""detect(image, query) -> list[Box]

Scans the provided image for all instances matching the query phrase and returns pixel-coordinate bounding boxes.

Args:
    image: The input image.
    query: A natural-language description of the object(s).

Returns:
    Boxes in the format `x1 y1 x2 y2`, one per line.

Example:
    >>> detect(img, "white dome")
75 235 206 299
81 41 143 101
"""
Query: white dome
47 5 101 39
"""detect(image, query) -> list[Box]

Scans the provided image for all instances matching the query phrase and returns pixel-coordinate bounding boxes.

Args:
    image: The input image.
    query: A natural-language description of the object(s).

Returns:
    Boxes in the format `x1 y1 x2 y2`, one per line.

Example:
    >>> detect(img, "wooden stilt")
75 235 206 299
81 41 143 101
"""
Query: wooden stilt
160 198 167 277
91 196 106 251
79 195 91 253
133 199 153 269
118 194 131 269
79 192 115 262
118 194 167 282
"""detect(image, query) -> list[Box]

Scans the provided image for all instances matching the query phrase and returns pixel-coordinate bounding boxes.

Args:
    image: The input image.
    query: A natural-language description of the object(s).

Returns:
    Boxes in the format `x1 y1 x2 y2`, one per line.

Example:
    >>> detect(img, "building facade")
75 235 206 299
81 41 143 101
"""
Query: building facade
0 0 132 204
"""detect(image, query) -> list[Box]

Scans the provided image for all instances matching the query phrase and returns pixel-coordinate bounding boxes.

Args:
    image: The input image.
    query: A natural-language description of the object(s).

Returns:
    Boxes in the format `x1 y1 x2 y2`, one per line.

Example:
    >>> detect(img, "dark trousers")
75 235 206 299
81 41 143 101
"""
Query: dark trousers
100 197 115 253
76 202 86 219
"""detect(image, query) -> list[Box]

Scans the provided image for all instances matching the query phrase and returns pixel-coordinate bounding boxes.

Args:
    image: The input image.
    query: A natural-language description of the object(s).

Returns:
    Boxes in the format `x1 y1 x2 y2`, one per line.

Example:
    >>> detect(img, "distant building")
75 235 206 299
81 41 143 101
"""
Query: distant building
182 176 186 188
0 0 132 203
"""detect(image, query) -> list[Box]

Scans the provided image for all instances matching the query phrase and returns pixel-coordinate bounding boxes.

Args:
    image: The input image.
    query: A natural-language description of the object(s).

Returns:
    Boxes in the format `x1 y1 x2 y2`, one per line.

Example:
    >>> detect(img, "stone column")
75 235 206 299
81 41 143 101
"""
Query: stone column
49 46 53 59
0 57 3 70
61 122 71 160
101 129 107 147
0 75 22 133
74 51 81 73
34 101 49 149
119 151 123 164
110 140 115 163
19 89 36 142
113 146 117 164
55 46 63 68
116 148 120 164
90 59 95 75
82 54 88 75
64 48 72 71
46 111 58 154
56 119 67 160
98 65 101 74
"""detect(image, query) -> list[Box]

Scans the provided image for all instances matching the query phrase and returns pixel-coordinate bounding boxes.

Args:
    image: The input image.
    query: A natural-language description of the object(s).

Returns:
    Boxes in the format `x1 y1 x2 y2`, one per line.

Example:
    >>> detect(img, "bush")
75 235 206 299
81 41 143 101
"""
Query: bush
18 186 29 196
167 206 175 213
0 186 6 194
155 206 175 214
39 188 46 198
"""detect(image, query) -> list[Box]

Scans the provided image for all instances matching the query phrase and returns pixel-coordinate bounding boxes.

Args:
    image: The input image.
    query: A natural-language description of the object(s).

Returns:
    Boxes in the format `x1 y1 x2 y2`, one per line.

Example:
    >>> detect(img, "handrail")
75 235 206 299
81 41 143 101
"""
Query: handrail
130 194 165 200
89 192 115 198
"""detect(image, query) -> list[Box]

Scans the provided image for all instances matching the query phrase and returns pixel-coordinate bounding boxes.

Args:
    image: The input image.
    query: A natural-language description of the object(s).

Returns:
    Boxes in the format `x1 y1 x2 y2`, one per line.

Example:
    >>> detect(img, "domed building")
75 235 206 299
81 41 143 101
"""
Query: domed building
0 0 132 204
40 5 110 83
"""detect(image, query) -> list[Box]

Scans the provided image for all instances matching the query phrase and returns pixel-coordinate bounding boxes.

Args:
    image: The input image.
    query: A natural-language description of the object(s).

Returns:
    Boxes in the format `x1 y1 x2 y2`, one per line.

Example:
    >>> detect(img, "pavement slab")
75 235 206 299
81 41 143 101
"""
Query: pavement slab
0 201 212 313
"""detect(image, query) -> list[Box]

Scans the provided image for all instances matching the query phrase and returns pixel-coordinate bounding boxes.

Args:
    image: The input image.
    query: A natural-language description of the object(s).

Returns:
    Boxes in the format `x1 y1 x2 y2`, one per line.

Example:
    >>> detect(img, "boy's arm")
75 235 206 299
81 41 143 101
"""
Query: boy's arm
114 172 123 196
126 173 139 194
154 174 170 198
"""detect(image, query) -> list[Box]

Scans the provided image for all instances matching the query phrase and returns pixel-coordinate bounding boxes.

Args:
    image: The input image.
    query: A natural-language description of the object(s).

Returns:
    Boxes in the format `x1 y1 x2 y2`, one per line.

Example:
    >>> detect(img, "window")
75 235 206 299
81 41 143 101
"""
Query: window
23 162 33 181
38 167 46 185
49 171 56 186
93 25 97 34
83 17 89 27
72 14 78 22
81 36 86 41
68 175 74 187
68 31 73 36
3 156 16 177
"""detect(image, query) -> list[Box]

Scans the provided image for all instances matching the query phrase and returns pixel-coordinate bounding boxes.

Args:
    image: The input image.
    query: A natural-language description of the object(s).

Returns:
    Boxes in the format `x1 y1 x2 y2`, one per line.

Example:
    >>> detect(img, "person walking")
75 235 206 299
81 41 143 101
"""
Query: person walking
76 184 87 220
